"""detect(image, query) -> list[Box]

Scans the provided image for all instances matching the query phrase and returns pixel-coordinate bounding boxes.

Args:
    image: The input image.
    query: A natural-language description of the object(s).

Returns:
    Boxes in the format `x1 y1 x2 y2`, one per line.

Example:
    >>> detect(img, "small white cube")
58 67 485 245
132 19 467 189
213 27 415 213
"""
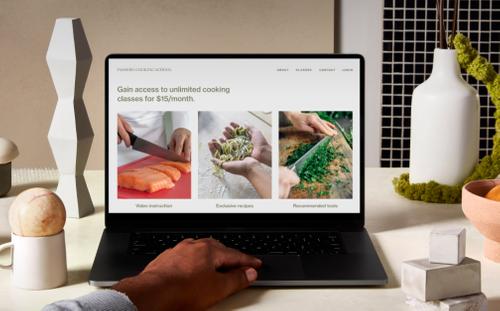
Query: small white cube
430 228 466 265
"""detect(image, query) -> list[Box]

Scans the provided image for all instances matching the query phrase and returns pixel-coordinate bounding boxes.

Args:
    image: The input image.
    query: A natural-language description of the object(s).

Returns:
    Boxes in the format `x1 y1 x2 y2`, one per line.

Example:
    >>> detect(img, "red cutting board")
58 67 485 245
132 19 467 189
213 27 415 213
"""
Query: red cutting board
117 155 191 199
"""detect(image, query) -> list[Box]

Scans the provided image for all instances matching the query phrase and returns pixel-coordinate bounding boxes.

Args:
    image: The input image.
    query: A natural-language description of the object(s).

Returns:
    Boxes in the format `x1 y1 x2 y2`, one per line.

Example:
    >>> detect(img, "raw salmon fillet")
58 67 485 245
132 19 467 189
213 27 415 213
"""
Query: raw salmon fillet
118 168 174 193
148 164 181 182
160 161 191 173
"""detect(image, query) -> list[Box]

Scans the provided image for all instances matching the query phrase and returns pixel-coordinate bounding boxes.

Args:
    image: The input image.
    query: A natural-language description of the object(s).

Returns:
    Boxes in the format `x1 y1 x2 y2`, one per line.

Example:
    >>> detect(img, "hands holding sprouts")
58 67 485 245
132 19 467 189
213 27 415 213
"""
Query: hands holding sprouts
209 122 271 198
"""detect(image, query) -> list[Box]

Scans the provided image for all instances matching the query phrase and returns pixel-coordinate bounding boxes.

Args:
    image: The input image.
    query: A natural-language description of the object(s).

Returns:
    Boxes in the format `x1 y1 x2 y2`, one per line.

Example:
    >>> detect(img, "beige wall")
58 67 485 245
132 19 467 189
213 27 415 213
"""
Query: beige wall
0 0 334 169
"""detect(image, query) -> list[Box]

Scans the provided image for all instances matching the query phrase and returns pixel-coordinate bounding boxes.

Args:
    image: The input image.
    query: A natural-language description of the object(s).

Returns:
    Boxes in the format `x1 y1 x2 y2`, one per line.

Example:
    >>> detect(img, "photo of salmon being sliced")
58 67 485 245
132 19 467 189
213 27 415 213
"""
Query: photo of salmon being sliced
118 168 174 193
148 164 181 182
117 170 137 189
160 161 191 173
117 155 191 199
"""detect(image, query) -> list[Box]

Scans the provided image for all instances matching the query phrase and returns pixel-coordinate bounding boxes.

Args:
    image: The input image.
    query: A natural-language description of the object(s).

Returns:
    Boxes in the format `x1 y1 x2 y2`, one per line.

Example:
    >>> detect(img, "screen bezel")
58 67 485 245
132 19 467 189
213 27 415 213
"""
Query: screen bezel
105 54 365 230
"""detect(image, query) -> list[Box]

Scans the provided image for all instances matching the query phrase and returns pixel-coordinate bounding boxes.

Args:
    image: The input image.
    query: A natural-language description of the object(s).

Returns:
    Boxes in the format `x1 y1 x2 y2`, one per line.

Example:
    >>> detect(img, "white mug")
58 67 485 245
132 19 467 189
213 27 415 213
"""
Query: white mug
0 230 67 290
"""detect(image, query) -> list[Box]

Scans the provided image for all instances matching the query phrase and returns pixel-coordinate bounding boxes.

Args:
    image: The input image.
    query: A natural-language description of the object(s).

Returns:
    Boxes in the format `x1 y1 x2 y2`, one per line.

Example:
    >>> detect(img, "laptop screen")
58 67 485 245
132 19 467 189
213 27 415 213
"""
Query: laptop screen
107 56 361 214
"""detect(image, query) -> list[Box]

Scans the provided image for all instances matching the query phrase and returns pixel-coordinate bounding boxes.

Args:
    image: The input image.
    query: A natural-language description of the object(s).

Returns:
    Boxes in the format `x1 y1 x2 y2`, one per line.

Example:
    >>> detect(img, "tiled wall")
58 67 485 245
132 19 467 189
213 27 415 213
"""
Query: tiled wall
380 0 499 167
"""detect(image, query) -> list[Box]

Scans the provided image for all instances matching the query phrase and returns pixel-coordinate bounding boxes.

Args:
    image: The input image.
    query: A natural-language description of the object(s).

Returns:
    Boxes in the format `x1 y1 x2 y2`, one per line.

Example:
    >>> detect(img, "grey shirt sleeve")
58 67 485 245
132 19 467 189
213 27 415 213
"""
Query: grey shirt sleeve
42 289 137 311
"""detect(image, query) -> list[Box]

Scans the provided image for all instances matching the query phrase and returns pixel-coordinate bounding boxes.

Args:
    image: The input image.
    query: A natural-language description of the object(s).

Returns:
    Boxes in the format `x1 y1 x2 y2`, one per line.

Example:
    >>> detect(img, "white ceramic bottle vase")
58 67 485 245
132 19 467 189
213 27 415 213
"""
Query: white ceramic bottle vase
409 48 479 186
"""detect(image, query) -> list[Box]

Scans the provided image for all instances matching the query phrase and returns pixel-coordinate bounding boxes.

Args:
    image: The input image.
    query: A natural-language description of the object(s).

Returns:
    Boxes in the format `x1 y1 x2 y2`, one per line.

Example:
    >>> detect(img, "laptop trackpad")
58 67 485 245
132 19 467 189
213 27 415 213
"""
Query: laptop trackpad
257 255 305 280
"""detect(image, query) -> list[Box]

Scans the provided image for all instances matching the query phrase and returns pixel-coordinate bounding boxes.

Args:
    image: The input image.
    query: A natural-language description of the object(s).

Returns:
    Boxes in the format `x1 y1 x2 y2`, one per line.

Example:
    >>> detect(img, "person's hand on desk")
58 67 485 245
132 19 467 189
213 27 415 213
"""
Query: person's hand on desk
113 238 262 311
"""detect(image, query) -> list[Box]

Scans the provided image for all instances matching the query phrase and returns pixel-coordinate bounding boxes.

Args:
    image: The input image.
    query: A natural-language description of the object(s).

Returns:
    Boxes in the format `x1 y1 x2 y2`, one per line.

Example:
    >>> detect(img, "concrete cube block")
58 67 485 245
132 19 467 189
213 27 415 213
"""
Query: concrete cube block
401 257 481 301
405 293 487 311
440 293 487 311
430 228 466 265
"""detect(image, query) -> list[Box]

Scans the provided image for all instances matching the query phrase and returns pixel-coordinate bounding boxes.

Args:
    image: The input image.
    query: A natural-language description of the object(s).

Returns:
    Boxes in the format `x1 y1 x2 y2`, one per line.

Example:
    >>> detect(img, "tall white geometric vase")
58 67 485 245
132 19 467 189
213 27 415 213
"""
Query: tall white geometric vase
47 18 94 218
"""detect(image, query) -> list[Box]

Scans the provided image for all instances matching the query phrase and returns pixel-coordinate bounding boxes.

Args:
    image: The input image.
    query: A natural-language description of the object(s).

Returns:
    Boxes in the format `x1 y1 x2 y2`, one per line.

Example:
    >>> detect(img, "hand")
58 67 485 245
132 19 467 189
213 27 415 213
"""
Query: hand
279 166 300 198
209 141 271 198
168 128 191 161
117 115 133 147
284 112 337 136
222 122 272 166
213 157 260 177
208 140 259 177
113 238 262 311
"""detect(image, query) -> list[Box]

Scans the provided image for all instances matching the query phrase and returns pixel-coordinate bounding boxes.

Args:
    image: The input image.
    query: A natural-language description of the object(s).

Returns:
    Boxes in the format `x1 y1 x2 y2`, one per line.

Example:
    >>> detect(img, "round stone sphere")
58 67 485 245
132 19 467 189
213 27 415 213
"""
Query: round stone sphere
9 188 66 237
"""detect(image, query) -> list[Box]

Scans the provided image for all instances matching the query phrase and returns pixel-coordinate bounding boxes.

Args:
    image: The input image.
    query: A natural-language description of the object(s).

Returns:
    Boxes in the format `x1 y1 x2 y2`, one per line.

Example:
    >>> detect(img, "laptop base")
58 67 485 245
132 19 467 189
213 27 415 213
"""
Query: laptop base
89 228 387 287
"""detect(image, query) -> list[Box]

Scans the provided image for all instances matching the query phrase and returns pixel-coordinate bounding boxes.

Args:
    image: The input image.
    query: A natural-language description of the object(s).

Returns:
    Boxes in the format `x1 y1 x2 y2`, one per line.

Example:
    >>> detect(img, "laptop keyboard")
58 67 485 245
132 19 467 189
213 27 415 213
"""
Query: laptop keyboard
129 231 345 256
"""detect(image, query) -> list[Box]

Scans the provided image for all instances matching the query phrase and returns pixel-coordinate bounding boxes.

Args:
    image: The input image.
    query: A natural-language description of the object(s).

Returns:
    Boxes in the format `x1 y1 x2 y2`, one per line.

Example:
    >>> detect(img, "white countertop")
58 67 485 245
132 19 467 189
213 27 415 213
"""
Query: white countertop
0 168 499 310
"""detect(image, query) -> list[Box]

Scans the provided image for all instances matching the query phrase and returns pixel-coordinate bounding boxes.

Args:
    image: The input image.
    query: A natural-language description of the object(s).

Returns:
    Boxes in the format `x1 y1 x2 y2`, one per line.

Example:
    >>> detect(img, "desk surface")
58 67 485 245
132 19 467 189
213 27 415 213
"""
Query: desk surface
0 168 499 310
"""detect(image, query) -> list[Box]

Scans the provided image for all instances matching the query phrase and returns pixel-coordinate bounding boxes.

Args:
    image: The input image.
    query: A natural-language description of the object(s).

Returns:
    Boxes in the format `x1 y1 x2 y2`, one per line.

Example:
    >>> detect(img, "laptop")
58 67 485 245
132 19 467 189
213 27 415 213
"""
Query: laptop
89 54 387 286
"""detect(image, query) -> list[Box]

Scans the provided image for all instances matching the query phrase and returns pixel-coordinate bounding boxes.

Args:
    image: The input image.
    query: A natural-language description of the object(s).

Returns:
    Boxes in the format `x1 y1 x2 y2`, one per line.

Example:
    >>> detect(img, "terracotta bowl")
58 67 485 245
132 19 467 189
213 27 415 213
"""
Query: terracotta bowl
462 179 500 262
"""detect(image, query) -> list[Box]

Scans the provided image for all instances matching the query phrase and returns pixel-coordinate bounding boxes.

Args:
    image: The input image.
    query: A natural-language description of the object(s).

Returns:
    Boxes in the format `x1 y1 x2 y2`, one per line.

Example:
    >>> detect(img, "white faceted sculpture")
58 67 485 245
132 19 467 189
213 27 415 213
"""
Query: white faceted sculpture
47 18 94 218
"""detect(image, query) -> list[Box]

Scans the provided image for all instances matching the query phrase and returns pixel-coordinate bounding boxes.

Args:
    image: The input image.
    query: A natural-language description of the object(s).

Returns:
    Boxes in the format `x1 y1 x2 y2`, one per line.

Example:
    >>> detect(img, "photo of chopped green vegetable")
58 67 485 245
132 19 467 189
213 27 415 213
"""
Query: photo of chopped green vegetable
285 142 315 166
294 142 336 183
279 110 353 199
